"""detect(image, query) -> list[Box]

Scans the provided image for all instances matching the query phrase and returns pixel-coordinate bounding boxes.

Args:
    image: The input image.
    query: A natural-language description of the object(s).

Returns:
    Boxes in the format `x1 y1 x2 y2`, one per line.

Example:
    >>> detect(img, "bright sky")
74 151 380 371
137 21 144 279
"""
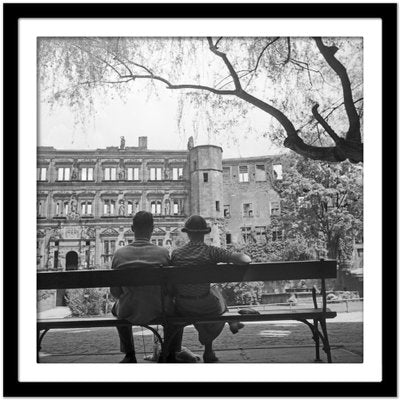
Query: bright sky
38 36 284 159
39 91 283 158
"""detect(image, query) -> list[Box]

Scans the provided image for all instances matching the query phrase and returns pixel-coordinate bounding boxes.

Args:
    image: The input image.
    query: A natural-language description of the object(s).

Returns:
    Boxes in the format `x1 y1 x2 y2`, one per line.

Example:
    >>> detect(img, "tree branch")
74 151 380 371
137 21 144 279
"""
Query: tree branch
324 97 363 121
314 37 361 143
120 73 236 96
207 37 242 92
235 88 363 162
237 90 297 135
283 134 347 162
311 103 341 144
215 38 280 90
215 37 223 48
71 44 123 79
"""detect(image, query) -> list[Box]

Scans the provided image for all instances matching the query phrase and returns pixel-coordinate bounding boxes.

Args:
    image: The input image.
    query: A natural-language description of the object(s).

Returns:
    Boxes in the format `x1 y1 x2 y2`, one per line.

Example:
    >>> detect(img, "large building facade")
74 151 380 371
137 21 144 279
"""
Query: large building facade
37 137 283 276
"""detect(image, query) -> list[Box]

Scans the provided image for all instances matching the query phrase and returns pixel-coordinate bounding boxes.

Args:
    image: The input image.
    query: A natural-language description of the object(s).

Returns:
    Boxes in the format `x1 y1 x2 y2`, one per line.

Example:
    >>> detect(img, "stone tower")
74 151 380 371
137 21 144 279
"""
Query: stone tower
189 144 224 245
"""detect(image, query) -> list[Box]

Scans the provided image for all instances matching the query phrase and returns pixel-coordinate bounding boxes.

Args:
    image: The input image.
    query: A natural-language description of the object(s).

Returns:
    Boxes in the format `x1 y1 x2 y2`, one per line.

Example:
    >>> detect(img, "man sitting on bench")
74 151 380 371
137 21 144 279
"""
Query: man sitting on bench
171 215 251 363
110 211 183 363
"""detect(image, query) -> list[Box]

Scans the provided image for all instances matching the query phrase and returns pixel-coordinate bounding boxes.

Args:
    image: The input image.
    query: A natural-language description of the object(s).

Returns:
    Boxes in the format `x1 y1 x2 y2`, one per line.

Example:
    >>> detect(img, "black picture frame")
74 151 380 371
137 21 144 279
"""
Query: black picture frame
3 2 397 397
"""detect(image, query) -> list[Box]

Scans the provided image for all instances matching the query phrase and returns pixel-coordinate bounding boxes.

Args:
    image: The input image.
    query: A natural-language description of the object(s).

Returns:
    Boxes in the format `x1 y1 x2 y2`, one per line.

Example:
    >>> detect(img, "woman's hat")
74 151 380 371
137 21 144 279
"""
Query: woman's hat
181 215 211 233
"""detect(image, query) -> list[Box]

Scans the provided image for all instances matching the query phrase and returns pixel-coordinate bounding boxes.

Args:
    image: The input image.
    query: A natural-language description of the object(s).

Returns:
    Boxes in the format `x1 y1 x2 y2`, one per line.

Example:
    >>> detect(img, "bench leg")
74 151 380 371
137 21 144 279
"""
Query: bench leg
37 328 49 363
140 325 164 362
299 320 322 363
319 318 333 363
312 319 321 362
157 325 181 363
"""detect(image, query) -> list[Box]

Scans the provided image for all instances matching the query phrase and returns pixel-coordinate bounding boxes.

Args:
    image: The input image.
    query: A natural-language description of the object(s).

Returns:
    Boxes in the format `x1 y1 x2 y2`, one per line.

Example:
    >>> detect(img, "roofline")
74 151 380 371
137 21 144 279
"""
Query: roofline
37 147 189 155
222 154 282 162
191 144 223 152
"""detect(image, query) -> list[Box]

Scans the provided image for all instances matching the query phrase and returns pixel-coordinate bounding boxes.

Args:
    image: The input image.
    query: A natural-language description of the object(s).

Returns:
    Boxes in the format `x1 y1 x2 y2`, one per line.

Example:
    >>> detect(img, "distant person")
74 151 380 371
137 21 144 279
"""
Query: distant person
171 215 251 363
110 211 183 363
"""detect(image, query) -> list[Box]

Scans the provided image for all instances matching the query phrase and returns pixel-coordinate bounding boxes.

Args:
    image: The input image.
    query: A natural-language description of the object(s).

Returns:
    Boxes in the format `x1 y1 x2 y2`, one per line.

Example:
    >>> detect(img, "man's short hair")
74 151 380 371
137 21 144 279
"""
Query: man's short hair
132 211 154 232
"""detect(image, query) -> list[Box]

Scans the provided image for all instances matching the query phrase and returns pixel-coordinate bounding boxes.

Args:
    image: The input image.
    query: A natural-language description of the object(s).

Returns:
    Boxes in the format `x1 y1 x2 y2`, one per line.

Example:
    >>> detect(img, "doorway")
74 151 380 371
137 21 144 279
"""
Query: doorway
56 289 67 306
66 251 78 270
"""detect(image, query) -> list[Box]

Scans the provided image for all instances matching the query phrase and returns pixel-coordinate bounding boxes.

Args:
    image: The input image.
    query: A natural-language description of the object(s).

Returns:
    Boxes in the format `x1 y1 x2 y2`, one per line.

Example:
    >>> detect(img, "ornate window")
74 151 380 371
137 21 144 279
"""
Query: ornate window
55 201 61 216
103 240 116 263
127 201 133 215
37 167 47 181
103 199 115 215
173 200 179 215
127 167 140 181
81 201 93 215
239 166 249 182
126 200 140 216
104 167 117 181
151 200 162 215
172 167 183 180
172 199 185 215
57 167 70 181
150 167 162 181
37 200 45 217
81 167 94 181
63 201 69 215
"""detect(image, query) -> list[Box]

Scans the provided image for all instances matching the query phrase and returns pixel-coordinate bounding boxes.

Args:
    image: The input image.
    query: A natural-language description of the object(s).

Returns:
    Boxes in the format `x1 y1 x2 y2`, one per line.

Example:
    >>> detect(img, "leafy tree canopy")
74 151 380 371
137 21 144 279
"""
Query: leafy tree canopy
39 36 363 162
274 153 363 262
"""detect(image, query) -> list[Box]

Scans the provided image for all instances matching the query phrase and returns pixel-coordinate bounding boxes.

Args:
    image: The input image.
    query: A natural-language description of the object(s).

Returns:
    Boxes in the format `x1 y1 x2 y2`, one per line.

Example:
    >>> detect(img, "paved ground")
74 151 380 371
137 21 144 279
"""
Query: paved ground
39 311 363 364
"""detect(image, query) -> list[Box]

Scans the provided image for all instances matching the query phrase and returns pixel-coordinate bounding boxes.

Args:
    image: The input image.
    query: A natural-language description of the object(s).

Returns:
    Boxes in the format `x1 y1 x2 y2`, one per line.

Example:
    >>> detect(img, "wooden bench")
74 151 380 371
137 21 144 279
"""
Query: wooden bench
37 260 337 363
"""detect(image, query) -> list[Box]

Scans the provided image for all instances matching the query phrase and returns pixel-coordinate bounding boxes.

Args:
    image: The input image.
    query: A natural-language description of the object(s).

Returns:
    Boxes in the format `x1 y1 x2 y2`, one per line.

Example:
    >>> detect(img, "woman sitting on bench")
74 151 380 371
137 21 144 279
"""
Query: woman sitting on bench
171 215 251 363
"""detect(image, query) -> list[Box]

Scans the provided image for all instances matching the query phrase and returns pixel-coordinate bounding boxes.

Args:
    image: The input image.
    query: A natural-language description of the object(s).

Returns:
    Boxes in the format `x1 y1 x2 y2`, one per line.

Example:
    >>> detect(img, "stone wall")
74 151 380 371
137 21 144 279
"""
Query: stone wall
222 157 281 244
189 145 223 219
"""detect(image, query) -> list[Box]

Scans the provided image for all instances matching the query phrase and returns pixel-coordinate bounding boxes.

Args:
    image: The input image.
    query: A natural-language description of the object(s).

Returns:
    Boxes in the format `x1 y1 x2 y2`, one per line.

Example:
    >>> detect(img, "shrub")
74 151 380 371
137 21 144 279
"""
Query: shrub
65 288 114 317
37 290 54 302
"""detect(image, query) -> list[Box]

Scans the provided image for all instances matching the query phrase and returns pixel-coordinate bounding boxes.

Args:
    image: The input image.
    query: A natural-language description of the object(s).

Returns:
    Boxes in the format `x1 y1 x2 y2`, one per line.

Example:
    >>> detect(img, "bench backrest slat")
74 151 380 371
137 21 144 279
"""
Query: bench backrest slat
37 260 336 290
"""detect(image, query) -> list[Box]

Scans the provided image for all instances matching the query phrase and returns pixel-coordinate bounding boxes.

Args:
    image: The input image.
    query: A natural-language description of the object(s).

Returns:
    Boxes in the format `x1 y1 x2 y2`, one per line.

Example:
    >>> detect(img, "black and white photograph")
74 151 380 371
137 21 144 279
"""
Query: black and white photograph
36 35 364 365
4 3 396 397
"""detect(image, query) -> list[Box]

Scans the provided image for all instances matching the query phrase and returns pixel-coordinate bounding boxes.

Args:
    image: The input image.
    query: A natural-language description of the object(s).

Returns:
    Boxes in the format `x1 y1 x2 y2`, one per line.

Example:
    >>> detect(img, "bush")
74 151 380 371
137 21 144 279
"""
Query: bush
37 290 54 302
65 288 114 317
217 282 263 306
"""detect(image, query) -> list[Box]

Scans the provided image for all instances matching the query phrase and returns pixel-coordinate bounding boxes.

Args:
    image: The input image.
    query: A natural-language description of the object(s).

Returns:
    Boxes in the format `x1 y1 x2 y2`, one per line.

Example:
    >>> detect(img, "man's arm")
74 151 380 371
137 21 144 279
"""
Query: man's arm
228 252 252 265
211 246 252 265
110 253 123 299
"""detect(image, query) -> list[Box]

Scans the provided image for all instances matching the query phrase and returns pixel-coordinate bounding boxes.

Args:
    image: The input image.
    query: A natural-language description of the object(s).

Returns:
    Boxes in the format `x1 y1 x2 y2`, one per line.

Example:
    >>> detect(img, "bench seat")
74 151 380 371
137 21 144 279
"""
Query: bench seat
38 308 337 330
37 261 338 362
